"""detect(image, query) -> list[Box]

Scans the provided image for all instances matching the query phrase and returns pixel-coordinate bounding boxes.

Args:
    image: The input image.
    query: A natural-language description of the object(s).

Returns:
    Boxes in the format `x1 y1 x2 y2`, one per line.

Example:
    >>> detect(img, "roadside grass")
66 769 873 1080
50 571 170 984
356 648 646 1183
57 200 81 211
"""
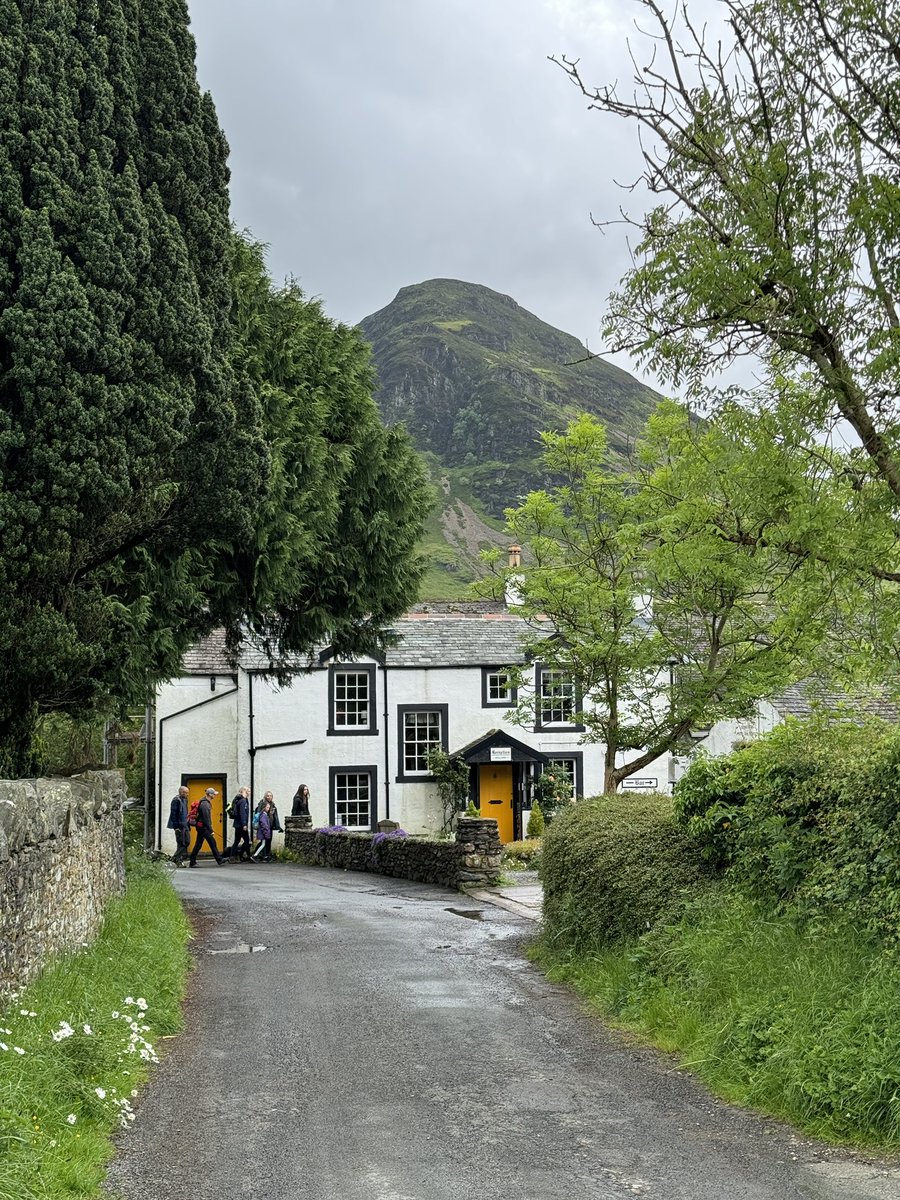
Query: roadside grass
0 852 190 1199
533 892 900 1150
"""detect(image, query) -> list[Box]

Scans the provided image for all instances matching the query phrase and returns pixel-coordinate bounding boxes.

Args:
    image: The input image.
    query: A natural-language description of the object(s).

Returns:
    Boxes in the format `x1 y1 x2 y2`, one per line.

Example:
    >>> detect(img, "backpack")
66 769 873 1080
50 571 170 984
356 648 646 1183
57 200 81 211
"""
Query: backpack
188 801 200 828
227 798 237 820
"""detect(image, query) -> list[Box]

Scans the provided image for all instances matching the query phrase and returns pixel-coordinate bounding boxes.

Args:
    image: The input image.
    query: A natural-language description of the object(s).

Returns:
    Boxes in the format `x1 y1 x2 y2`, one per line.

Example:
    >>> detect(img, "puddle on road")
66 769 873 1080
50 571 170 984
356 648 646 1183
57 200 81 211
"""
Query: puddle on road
445 907 484 921
207 943 267 955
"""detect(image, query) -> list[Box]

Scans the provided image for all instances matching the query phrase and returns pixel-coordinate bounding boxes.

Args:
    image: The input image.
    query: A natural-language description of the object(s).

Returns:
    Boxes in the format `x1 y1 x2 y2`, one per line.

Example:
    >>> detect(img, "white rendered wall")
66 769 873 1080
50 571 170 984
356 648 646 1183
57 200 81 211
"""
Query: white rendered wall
156 675 239 853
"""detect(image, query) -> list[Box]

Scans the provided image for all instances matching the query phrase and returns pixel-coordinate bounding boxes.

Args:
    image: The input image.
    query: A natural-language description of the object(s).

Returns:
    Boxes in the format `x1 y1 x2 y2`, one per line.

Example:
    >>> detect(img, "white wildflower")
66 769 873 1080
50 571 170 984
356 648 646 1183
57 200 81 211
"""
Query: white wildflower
13 1047 24 1055
66 1114 77 1125
0 1042 7 1051
135 998 148 1011
82 1024 93 1035
124 996 134 1006
94 1087 106 1099
51 1022 74 1042
111 1011 120 1019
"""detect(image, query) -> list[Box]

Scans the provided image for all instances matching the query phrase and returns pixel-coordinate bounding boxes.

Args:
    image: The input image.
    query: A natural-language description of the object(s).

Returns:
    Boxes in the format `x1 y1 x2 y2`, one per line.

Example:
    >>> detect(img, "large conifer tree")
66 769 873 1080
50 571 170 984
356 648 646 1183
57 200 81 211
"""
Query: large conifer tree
0 0 260 771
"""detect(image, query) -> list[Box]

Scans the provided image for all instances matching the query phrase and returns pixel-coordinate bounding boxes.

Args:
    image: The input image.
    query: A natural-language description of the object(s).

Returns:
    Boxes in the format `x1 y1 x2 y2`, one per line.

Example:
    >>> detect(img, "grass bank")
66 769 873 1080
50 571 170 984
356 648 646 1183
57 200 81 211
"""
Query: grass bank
534 890 900 1150
0 852 190 1199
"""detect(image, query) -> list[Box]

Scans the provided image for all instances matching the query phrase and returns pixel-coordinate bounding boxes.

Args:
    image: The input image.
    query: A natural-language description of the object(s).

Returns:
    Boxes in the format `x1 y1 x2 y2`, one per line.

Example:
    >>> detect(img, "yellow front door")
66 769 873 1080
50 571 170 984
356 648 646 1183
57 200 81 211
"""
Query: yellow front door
479 763 514 843
185 776 226 856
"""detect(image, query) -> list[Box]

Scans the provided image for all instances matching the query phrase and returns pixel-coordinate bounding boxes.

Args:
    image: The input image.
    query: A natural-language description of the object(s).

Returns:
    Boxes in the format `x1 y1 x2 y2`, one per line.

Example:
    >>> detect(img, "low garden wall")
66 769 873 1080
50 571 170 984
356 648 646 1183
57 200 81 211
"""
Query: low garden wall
284 815 502 890
0 771 126 995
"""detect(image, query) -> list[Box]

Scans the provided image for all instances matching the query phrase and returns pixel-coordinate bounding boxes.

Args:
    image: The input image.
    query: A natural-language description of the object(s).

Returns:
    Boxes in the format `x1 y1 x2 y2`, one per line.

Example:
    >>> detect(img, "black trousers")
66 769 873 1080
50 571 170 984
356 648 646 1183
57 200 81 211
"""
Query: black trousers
172 826 190 862
231 824 251 859
189 826 222 865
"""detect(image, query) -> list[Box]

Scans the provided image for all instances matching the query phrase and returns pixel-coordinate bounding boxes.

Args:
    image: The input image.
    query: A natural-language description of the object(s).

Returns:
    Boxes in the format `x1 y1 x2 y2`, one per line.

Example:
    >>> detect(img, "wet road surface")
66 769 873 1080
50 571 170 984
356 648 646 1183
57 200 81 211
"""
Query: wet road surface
105 863 900 1200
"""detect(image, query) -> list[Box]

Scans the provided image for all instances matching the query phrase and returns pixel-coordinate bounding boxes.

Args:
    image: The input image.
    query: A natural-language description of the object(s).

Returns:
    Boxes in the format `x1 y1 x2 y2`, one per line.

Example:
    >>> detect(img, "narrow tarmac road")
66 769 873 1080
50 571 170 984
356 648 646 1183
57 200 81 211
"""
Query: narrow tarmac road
105 863 898 1200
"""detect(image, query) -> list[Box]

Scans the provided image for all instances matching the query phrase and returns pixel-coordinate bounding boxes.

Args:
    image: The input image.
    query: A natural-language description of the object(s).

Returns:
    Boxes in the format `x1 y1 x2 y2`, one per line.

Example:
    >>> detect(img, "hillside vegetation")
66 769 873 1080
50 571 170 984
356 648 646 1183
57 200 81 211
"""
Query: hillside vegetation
359 279 661 597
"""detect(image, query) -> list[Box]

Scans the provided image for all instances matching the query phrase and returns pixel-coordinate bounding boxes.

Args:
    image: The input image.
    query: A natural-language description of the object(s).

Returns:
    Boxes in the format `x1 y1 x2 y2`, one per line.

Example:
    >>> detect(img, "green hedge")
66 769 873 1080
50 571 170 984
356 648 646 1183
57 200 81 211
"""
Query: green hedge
674 716 900 941
540 792 713 952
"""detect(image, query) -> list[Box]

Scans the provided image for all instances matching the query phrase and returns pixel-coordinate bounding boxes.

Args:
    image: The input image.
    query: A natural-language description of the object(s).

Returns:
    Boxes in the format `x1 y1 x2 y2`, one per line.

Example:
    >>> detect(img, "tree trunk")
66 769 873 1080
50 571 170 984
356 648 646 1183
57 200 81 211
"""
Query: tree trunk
0 704 39 779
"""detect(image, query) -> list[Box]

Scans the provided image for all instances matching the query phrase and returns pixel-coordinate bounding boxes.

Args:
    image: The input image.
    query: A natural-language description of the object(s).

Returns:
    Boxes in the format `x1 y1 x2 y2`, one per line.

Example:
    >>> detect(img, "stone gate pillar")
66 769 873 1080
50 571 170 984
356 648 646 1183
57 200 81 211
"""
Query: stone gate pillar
455 817 502 887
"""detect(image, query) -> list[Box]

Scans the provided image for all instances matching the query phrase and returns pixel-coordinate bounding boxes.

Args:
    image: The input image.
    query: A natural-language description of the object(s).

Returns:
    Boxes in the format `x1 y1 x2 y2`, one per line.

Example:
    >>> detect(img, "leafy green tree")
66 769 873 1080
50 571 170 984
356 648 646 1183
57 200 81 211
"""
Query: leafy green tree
220 236 429 662
0 5 428 774
0 0 260 773
554 0 900 588
491 410 829 792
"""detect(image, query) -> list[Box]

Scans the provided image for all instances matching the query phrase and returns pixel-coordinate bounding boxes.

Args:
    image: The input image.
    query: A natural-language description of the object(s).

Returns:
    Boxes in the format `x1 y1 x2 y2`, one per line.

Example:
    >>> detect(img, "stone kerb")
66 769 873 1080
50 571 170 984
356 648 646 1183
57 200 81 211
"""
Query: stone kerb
0 770 126 996
283 814 502 890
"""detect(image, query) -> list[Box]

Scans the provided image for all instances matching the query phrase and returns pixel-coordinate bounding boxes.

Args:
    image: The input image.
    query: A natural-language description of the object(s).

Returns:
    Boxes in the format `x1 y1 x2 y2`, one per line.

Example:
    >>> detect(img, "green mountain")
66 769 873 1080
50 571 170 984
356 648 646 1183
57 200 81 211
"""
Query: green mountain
359 278 662 599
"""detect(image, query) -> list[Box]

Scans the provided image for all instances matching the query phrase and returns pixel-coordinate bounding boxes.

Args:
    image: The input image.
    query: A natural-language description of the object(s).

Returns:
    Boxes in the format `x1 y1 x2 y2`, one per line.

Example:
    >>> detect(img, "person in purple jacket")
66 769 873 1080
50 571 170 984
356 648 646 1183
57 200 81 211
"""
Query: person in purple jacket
253 798 273 862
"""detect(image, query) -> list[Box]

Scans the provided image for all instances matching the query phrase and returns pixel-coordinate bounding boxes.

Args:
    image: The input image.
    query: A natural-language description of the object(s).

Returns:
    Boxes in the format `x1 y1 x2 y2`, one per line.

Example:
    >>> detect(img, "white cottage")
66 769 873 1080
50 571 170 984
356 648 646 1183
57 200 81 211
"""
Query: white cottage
154 602 669 856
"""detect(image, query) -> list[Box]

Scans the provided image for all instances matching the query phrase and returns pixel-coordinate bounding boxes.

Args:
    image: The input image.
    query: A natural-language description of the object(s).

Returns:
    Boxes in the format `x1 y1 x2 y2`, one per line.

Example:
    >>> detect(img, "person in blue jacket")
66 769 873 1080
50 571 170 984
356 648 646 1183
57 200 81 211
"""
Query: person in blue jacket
230 786 253 862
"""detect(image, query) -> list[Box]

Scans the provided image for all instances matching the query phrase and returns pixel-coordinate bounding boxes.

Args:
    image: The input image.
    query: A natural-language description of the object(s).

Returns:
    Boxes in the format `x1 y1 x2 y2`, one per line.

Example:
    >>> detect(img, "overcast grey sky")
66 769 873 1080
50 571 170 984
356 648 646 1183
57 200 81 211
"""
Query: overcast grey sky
186 1 672 377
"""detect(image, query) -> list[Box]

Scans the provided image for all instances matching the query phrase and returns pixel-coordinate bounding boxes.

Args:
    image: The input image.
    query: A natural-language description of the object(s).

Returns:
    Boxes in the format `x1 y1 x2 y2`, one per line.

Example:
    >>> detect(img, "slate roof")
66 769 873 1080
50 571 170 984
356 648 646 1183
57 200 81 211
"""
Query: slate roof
771 681 899 723
181 630 235 675
383 612 536 668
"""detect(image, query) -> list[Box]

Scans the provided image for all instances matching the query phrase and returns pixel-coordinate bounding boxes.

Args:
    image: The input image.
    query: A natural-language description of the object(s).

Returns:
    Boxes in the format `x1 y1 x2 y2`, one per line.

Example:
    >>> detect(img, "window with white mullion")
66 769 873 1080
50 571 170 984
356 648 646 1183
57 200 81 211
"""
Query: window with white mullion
403 710 441 774
334 670 370 728
488 671 511 702
540 669 574 725
334 771 371 830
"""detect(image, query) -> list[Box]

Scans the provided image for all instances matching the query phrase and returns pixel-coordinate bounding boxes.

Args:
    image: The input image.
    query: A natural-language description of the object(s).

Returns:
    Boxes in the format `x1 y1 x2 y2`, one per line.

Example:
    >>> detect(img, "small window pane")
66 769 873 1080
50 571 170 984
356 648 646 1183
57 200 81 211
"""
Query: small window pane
540 670 574 724
403 710 442 774
334 771 371 830
334 671 370 728
546 759 576 801
487 671 512 703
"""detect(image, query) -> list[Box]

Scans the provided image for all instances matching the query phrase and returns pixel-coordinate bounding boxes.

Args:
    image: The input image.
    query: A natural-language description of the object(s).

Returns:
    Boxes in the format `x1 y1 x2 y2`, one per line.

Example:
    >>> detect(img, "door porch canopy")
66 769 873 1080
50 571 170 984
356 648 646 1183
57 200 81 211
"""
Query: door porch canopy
450 728 549 767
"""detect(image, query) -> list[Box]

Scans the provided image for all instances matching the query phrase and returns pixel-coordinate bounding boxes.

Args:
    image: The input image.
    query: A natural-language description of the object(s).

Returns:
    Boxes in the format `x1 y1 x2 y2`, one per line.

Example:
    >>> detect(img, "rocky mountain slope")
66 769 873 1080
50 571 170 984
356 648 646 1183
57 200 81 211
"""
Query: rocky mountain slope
359 279 662 598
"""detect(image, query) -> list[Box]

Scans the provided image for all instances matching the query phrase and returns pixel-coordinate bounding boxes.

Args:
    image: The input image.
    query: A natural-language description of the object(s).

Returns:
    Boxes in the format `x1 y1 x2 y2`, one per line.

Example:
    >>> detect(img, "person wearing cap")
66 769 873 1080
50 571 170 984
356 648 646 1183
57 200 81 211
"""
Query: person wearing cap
189 787 225 867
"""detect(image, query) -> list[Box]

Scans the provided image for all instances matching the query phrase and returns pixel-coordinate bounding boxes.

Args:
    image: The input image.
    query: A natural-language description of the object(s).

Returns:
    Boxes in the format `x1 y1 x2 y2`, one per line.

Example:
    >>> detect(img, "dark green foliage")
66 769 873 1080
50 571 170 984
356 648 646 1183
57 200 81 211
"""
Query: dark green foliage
0 4 428 772
540 793 713 952
674 717 900 940
223 236 429 661
0 0 254 772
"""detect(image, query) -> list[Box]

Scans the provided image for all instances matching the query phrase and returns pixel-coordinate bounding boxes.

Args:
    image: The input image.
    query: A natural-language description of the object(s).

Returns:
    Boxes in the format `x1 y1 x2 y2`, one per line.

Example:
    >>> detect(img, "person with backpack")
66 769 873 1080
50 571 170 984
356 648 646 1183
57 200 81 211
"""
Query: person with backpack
229 786 253 862
265 790 283 846
167 785 190 866
188 787 225 867
252 798 273 862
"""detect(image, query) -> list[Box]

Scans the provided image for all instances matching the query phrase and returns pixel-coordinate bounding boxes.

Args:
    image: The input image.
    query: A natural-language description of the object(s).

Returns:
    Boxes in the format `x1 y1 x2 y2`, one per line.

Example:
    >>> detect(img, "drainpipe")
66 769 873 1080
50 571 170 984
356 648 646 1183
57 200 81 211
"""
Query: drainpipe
382 660 390 820
248 671 255 805
155 680 238 850
143 702 153 850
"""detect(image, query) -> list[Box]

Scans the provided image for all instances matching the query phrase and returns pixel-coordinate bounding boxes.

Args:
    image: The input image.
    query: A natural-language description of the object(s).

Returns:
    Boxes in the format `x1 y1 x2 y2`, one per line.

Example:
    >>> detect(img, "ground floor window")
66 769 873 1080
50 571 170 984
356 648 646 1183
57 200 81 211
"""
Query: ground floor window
330 767 376 830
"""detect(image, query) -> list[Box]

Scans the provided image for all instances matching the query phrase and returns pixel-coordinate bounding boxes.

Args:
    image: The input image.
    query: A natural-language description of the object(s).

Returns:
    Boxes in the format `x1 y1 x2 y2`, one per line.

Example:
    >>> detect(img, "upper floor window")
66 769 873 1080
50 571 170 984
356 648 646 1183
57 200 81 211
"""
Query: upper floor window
397 704 449 779
328 664 378 736
534 666 583 730
482 667 516 708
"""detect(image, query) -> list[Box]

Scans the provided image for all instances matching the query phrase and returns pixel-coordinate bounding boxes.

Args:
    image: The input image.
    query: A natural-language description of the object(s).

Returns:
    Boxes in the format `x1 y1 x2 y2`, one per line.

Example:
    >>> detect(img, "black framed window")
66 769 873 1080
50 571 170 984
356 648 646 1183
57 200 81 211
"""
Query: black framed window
329 766 377 830
544 754 584 800
396 704 449 780
481 667 517 708
534 665 583 730
328 664 378 735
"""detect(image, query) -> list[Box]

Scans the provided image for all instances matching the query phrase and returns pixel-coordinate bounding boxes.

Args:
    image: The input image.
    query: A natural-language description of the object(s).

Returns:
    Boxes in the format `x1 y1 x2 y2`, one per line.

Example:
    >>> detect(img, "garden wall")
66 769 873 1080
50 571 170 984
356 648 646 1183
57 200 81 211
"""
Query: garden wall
0 771 126 994
284 815 501 890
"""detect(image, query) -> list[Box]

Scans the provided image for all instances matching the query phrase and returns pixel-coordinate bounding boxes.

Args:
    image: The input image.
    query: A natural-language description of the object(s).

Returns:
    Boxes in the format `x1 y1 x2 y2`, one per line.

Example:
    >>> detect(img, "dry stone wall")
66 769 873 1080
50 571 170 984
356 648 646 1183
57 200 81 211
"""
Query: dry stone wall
284 815 502 890
0 771 126 995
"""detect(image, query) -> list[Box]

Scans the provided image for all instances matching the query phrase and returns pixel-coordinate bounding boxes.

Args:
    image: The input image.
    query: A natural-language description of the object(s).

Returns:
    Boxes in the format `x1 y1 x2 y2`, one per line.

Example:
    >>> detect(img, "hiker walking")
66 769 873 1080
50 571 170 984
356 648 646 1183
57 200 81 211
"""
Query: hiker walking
189 787 225 867
267 790 283 844
253 797 273 862
167 785 190 866
230 786 253 862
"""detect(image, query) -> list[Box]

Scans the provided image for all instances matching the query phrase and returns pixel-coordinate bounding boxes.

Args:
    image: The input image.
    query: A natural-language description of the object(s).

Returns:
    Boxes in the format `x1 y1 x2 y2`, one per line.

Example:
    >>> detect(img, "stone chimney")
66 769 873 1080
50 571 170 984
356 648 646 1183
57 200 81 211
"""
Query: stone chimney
505 544 523 608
